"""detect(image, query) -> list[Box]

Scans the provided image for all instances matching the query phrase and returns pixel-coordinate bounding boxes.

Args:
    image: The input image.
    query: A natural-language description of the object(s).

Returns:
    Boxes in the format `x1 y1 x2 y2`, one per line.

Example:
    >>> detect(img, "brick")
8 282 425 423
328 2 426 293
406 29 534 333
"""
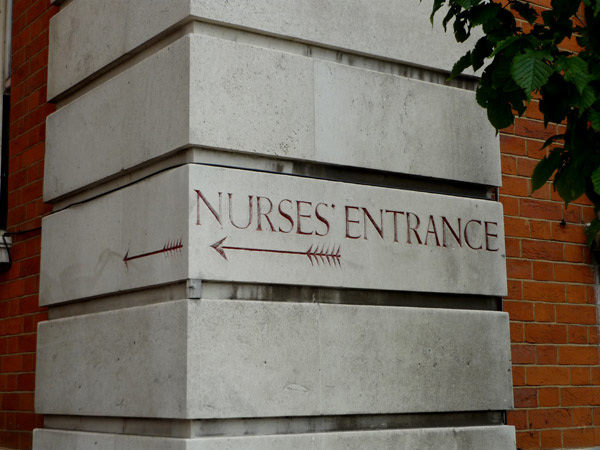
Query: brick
16 374 35 392
512 344 536 364
501 175 529 197
559 346 599 365
501 154 517 175
572 408 594 427
507 259 532 280
516 157 539 177
505 237 520 258
515 388 538 408
516 430 540 449
504 301 534 321
508 410 528 429
540 429 562 448
594 407 600 425
564 204 582 224
513 366 526 386
532 261 554 281
562 387 600 406
515 117 558 140
566 284 588 304
590 327 600 345
568 325 590 344
511 322 525 343
528 408 571 428
539 387 560 407
520 199 563 221
572 367 591 386
527 366 569 385
530 181 551 200
522 240 563 261
526 323 567 344
506 216 530 237
506 279 523 300
563 427 595 447
555 263 596 284
557 305 597 325
523 281 565 303
552 222 587 243
500 196 519 216
587 286 597 304
534 303 555 323
500 134 526 155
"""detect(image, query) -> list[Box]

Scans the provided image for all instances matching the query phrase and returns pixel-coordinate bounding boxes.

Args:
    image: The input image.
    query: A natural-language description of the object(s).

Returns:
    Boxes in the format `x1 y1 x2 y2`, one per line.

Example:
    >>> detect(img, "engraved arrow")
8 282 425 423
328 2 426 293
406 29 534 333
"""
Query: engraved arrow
211 237 342 267
124 238 183 267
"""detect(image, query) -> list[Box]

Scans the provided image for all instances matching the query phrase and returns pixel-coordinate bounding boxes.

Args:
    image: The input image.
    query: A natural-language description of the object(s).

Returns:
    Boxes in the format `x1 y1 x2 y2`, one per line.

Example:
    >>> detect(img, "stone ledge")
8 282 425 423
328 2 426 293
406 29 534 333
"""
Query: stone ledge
33 426 517 449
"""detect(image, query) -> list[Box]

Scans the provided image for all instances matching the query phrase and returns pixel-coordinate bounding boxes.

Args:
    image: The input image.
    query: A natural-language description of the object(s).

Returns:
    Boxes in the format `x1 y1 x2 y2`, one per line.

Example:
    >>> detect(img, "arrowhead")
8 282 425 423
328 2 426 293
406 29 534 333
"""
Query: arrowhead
211 237 228 260
123 250 129 268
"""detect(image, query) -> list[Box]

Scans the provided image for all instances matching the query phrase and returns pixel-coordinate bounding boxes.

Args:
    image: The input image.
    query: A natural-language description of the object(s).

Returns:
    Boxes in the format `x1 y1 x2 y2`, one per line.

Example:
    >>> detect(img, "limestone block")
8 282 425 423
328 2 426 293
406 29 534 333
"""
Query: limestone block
40 165 507 306
45 33 500 201
48 0 476 99
34 426 517 450
36 300 512 418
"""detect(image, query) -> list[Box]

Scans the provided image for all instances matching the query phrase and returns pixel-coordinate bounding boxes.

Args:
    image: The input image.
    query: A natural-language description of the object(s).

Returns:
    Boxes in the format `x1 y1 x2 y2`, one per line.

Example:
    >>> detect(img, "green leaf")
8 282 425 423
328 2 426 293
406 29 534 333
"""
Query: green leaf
539 73 571 125
592 166 600 195
449 51 472 79
573 85 596 109
453 15 471 42
487 98 515 129
560 56 594 94
511 51 553 92
541 134 565 149
555 163 587 205
510 1 538 24
455 0 472 8
471 37 493 71
430 0 446 24
469 3 502 25
532 147 562 191
491 36 521 57
586 218 600 245
590 110 600 131
443 3 460 31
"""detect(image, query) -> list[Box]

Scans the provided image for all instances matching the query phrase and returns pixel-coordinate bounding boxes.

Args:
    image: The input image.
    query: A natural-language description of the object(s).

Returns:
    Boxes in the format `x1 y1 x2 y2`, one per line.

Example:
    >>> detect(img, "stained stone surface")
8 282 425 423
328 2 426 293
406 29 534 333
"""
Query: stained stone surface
40 164 506 306
45 33 499 202
34 426 517 450
48 0 478 99
35 300 512 418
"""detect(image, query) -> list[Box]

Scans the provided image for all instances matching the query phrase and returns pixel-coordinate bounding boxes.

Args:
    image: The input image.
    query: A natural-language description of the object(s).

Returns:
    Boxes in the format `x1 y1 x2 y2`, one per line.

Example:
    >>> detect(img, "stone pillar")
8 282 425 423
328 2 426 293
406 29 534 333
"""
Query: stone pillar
34 1 516 448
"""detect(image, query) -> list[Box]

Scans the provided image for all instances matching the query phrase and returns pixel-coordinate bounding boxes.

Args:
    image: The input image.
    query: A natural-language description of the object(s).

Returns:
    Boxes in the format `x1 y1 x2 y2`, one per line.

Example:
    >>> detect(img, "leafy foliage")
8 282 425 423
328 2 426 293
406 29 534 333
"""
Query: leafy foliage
431 0 600 243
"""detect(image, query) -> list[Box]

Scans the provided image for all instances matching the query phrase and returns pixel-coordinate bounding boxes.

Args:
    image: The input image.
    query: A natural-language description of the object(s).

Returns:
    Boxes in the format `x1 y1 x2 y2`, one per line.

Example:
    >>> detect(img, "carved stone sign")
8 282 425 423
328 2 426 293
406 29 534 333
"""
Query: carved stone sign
40 165 506 305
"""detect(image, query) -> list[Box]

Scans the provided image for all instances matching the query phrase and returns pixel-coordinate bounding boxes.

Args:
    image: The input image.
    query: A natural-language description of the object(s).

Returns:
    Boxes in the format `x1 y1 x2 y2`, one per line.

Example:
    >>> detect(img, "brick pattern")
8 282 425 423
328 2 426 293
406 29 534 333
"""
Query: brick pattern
0 1 57 449
0 1 597 450
503 104 600 449
503 5 600 449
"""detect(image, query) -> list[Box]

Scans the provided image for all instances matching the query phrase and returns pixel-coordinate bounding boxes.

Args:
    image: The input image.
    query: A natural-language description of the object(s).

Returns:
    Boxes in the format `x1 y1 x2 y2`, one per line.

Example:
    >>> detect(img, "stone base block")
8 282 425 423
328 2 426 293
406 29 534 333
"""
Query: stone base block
34 426 516 449
36 299 512 419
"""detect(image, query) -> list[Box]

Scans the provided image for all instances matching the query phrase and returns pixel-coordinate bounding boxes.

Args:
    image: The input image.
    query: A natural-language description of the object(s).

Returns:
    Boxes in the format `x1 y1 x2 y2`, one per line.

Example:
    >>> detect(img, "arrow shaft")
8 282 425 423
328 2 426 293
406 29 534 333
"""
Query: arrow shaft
223 245 306 256
125 244 183 262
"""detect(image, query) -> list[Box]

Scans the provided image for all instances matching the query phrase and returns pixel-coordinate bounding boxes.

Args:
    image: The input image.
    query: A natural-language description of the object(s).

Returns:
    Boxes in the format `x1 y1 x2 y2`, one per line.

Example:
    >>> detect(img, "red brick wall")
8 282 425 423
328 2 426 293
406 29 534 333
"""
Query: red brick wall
502 108 600 448
0 1 597 450
0 1 56 449
502 3 600 449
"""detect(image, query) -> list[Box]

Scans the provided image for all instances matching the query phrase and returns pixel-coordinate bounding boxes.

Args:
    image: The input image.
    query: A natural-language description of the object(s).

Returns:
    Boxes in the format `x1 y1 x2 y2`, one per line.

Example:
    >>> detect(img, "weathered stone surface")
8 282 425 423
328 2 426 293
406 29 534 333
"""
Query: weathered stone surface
45 34 500 201
48 0 477 99
34 426 516 450
36 300 512 418
40 165 506 306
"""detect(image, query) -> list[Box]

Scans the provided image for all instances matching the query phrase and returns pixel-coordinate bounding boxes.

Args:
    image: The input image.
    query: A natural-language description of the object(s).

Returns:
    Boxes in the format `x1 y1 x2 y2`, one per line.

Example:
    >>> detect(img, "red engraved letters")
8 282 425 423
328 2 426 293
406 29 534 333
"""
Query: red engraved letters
195 190 500 253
